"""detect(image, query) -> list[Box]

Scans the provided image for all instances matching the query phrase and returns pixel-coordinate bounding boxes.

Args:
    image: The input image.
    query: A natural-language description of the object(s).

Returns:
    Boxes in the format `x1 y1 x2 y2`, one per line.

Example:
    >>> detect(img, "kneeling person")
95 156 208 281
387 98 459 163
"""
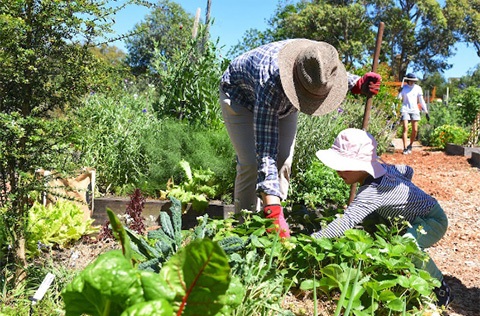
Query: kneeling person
311 128 452 307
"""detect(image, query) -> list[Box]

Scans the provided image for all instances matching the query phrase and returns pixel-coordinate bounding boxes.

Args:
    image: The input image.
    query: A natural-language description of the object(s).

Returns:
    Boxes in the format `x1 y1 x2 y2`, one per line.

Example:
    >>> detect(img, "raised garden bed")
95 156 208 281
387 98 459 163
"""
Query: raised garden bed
471 151 480 167
445 143 480 158
91 197 235 229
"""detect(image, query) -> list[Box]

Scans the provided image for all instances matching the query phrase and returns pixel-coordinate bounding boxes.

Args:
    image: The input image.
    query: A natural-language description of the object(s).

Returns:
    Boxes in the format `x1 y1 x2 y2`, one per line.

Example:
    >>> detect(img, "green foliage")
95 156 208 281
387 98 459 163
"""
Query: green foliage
274 1 374 67
151 31 226 129
125 0 195 75
291 98 393 210
417 101 464 146
88 44 134 96
0 0 129 266
1 257 77 315
451 86 480 126
73 94 235 199
0 0 118 115
165 160 221 212
429 125 469 149
205 212 439 315
26 201 98 256
289 160 350 210
62 238 234 316
233 0 458 77
72 91 157 194
125 197 187 272
141 119 235 200
0 113 78 264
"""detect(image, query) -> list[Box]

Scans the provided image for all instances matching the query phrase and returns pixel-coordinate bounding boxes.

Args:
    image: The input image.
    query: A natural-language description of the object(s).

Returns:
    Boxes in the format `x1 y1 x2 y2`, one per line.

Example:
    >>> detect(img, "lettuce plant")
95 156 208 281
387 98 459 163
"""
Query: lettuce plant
26 201 98 256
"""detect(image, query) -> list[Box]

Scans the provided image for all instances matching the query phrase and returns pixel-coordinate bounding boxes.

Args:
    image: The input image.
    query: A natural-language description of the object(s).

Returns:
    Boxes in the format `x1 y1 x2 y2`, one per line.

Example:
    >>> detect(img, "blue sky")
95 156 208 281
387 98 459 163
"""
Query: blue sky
110 0 479 79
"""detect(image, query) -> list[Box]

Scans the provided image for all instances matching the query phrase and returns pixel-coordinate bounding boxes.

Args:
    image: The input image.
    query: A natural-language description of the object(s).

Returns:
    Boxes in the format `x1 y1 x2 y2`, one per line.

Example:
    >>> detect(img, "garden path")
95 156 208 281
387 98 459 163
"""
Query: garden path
381 145 480 316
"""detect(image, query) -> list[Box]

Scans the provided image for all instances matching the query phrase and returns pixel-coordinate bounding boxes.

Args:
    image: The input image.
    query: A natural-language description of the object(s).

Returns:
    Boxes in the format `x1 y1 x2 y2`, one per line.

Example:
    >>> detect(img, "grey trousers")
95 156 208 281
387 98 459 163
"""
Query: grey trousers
220 87 297 213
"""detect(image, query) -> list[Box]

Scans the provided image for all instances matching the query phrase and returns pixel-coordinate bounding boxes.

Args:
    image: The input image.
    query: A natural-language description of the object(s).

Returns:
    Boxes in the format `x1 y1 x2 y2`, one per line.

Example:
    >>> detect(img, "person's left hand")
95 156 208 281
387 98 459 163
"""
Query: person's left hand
426 113 430 121
351 72 382 96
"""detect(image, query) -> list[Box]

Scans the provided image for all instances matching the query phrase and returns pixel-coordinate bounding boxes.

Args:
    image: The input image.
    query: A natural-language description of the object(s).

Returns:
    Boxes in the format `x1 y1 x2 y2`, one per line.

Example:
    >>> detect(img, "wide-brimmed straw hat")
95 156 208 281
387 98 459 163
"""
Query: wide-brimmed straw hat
315 128 386 178
278 39 347 116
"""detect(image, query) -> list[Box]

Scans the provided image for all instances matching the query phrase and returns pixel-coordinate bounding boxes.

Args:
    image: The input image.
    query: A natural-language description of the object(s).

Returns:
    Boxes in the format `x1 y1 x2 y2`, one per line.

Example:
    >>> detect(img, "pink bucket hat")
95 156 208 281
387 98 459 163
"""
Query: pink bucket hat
315 128 386 178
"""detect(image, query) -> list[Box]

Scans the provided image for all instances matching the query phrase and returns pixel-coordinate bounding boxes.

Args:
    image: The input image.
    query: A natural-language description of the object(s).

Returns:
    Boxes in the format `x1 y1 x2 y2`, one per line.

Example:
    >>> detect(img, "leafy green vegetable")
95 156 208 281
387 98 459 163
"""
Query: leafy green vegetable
161 238 231 315
26 201 98 255
62 250 174 316
62 221 233 316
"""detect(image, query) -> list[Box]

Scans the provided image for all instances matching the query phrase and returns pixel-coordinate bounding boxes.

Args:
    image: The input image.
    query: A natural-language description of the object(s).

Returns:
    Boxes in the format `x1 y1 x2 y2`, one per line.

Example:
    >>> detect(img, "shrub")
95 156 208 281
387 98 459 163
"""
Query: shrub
141 119 236 200
452 86 480 126
418 101 465 146
429 125 469 149
289 160 350 209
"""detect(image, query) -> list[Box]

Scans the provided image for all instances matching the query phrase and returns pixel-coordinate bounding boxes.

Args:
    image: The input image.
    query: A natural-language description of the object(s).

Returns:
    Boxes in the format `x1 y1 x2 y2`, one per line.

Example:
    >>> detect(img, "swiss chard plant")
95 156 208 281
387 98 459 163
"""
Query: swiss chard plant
62 208 243 316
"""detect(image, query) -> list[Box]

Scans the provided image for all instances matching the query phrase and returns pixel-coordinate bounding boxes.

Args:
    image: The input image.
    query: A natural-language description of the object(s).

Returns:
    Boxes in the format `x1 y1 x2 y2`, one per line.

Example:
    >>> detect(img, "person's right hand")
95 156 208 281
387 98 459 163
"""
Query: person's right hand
263 204 290 238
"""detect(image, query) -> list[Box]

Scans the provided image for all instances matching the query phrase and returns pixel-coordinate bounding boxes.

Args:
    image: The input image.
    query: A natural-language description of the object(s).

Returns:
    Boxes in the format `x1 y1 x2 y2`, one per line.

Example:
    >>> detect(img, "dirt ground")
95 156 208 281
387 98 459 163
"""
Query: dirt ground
379 146 480 316
61 145 480 315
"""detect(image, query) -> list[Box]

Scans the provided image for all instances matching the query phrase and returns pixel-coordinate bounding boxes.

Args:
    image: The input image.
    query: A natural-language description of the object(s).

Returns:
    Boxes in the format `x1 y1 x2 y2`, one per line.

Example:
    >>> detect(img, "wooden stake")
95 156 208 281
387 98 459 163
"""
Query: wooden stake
348 22 384 205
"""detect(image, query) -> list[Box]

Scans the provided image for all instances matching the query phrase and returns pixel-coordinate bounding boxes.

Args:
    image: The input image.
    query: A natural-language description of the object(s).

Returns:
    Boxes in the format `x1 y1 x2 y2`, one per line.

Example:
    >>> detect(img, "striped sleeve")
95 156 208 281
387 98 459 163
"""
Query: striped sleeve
311 185 381 238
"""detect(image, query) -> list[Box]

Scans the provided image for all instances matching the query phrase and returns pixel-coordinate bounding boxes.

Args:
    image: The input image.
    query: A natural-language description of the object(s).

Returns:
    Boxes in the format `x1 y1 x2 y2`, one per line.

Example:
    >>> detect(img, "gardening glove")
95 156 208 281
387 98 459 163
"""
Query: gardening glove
426 113 430 121
263 204 290 238
351 72 382 97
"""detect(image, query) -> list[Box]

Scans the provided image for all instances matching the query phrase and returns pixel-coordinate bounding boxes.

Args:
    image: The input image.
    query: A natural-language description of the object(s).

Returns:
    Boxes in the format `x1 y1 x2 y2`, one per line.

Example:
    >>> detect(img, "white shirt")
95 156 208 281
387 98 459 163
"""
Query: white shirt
398 84 428 114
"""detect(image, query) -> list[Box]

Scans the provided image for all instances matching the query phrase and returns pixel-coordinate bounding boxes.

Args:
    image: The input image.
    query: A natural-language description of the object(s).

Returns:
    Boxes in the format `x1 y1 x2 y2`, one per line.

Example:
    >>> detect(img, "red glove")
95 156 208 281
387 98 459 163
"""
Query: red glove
351 72 382 96
263 204 290 238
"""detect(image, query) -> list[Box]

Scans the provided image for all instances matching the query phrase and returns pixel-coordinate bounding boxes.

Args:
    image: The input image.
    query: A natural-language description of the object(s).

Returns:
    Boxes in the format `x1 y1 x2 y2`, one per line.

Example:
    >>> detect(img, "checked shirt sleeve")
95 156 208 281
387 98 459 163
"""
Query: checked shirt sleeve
254 79 285 198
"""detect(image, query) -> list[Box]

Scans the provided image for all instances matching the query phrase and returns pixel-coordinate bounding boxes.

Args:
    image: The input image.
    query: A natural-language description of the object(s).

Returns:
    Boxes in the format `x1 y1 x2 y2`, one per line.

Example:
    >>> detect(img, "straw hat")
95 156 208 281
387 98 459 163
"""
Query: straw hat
278 39 348 116
315 128 386 178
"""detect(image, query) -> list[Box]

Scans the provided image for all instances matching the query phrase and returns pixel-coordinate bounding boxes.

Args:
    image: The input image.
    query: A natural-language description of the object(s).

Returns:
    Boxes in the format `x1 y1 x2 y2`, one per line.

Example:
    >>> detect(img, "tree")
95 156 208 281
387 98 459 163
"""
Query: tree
444 0 480 58
232 0 467 80
88 44 134 94
271 1 375 68
373 0 459 80
125 0 196 75
0 0 129 275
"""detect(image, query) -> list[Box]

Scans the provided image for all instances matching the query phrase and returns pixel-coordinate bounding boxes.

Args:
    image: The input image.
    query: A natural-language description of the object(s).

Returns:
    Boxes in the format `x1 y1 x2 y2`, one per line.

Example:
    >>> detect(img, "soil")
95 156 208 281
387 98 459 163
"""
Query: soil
379 147 480 316
58 145 480 316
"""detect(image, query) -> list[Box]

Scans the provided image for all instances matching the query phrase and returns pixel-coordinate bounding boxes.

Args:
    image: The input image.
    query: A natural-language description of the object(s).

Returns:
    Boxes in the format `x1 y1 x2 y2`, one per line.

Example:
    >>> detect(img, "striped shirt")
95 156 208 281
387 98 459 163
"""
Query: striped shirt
312 164 438 238
221 39 360 197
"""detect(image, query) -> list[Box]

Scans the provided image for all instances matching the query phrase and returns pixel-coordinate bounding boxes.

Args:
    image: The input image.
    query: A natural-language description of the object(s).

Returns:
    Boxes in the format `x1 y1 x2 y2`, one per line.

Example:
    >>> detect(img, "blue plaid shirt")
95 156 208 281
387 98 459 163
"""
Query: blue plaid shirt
221 39 360 198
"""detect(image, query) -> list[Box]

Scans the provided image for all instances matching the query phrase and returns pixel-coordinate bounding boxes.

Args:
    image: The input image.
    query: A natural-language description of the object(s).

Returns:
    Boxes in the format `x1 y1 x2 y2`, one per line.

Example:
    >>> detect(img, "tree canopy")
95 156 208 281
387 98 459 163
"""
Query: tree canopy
230 0 480 80
125 0 196 75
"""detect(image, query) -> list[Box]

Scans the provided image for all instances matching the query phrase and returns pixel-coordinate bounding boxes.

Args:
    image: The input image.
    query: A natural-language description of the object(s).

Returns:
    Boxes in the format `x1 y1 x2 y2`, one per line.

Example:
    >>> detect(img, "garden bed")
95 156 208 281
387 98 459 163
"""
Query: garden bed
445 143 480 158
60 146 480 316
92 197 235 229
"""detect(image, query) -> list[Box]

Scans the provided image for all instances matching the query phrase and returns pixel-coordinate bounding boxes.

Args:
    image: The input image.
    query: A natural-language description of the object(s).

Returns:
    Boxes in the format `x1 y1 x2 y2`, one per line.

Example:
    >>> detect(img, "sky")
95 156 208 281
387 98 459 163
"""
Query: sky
109 0 479 79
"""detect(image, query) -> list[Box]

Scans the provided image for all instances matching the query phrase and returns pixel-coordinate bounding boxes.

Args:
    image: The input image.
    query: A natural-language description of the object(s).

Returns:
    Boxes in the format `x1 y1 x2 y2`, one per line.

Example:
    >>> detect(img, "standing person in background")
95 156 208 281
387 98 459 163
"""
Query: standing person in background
398 73 429 155
219 38 382 237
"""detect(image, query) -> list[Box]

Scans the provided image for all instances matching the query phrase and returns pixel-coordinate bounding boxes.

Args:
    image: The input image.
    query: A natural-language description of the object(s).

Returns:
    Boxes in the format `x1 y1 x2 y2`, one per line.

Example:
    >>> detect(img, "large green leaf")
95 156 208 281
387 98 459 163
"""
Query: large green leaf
62 250 173 316
121 299 173 316
160 238 231 315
